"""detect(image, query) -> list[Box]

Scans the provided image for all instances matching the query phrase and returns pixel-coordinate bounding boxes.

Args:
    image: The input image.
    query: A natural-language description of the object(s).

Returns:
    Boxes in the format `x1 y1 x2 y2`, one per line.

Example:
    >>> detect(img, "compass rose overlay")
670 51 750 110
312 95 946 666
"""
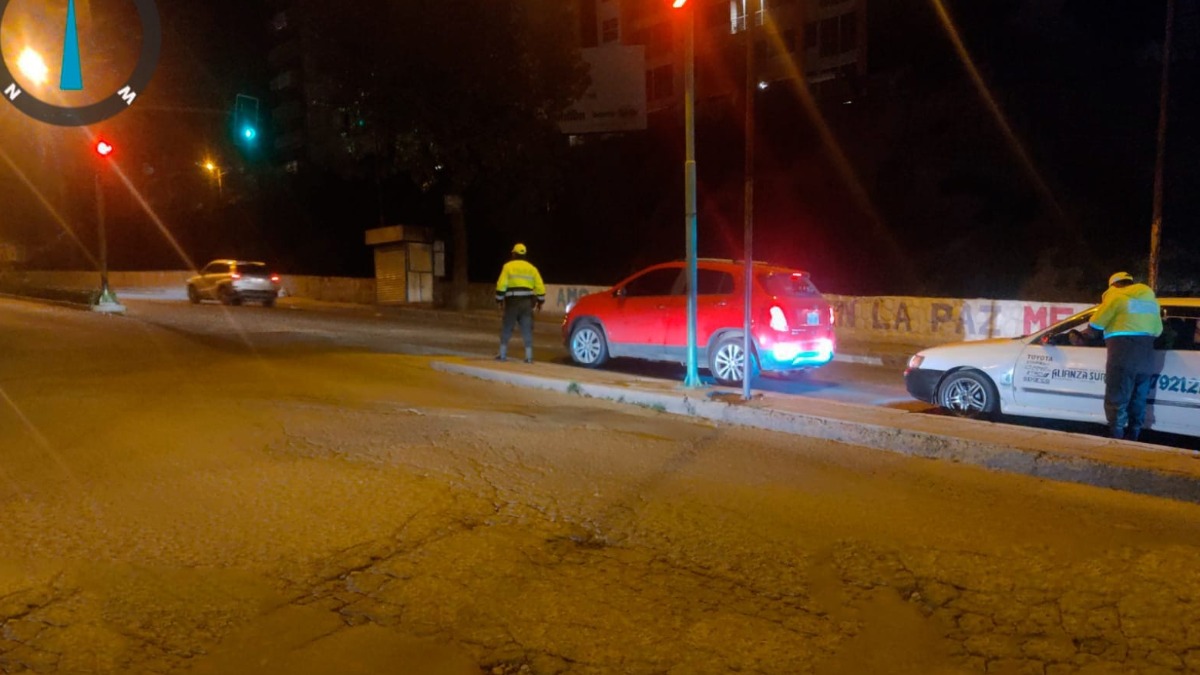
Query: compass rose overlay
0 0 161 126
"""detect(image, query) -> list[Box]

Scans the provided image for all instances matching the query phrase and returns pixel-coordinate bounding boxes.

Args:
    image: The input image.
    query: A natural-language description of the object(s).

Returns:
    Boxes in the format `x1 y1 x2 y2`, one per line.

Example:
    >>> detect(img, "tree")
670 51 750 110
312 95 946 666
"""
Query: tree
297 0 589 307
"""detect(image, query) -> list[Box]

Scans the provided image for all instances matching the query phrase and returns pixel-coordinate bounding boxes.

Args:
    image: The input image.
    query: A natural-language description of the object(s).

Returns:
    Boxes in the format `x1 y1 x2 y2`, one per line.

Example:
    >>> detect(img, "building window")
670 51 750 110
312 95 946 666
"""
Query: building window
815 11 856 57
602 18 620 43
647 64 674 101
841 11 857 51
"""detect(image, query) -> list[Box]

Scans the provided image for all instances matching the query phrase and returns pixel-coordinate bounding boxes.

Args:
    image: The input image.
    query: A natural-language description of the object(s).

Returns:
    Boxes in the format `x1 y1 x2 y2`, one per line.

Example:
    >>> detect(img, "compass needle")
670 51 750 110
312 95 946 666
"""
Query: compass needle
0 0 159 125
60 0 84 90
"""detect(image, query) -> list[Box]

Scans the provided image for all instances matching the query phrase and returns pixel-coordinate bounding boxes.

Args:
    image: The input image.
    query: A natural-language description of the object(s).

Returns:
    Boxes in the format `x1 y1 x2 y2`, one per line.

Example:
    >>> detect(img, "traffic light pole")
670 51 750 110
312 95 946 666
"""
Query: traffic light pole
682 3 701 388
742 0 758 401
93 166 124 314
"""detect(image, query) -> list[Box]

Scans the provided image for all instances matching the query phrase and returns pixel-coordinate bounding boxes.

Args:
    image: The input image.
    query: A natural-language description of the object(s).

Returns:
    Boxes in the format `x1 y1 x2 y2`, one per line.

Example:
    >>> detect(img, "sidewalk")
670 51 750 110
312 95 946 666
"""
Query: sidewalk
432 357 1200 505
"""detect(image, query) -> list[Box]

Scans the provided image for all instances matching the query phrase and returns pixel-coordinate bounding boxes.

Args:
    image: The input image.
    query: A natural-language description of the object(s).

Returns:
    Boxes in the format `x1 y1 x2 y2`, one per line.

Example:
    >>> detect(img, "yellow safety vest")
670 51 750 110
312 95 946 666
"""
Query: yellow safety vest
495 259 546 302
1090 283 1163 338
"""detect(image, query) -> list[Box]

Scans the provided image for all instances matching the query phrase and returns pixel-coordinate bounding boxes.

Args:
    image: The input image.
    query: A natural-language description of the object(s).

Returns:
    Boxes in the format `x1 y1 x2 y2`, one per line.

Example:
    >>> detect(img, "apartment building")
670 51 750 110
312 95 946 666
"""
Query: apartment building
578 0 867 113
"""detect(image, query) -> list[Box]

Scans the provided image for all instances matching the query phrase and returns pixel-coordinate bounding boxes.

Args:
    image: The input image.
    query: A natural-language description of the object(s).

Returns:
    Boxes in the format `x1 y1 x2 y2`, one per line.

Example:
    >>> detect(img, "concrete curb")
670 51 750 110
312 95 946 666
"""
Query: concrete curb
832 353 885 367
432 360 1200 505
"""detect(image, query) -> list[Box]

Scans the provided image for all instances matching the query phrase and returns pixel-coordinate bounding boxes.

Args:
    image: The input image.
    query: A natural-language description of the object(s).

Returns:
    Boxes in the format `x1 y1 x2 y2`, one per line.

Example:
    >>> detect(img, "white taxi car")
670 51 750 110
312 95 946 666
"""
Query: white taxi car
904 298 1200 438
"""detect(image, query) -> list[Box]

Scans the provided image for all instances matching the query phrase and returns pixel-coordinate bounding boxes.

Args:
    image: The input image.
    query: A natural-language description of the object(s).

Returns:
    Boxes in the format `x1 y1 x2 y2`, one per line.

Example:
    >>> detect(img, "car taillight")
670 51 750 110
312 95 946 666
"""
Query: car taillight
270 274 280 283
768 305 789 332
230 272 241 280
828 306 836 326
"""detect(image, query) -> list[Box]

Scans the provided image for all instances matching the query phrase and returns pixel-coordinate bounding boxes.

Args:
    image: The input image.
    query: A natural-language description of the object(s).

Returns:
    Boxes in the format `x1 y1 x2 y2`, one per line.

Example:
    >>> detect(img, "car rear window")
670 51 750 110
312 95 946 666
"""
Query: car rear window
758 272 819 297
237 263 270 276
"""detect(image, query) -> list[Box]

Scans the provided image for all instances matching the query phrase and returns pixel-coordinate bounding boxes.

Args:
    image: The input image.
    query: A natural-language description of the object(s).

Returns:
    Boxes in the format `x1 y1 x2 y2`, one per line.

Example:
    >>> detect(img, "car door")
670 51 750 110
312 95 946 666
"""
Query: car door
1145 306 1200 436
662 268 738 362
1011 312 1109 423
604 266 684 360
198 262 225 298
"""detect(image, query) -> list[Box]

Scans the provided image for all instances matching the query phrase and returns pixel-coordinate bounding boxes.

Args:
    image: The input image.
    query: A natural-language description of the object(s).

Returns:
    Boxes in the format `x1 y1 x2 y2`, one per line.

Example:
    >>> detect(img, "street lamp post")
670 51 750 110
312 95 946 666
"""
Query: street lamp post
1148 0 1176 292
93 139 124 314
677 0 702 388
202 160 226 201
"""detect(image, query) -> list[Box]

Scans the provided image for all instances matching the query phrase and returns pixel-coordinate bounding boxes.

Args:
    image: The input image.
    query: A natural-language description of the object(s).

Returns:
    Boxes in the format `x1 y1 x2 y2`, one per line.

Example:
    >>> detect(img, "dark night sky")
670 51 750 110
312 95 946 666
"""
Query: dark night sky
2 0 1195 298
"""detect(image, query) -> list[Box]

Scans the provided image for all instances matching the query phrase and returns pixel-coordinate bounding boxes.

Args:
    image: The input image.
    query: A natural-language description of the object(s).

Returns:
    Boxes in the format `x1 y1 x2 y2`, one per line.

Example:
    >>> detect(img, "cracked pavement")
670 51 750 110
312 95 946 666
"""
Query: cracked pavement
1 298 1199 674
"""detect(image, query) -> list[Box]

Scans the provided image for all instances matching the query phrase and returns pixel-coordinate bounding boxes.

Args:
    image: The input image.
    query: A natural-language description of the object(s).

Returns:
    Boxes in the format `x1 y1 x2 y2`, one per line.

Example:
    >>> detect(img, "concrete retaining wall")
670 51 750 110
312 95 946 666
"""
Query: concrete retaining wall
825 295 1091 346
6 270 377 305
12 271 1094 346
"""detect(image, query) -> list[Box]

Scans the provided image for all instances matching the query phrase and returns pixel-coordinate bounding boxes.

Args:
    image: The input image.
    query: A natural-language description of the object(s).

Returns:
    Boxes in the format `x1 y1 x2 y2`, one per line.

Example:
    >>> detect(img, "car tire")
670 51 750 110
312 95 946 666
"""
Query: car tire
709 334 758 387
936 370 999 419
187 285 200 304
569 321 609 368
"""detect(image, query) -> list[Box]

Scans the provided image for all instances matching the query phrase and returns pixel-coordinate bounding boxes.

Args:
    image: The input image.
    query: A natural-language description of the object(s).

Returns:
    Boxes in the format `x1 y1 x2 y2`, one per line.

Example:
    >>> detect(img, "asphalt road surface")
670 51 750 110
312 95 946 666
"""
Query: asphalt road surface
2 296 1200 674
123 297 918 407
123 297 1196 449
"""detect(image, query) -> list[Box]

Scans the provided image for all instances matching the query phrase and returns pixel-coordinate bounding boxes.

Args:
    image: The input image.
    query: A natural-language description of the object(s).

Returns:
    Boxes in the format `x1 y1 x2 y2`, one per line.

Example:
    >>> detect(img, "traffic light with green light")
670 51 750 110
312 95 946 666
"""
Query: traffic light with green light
234 94 260 146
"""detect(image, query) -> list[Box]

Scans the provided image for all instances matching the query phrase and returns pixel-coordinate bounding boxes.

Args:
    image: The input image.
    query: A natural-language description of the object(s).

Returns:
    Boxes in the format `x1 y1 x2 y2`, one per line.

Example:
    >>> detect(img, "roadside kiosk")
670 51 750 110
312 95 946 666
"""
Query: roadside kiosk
364 225 443 305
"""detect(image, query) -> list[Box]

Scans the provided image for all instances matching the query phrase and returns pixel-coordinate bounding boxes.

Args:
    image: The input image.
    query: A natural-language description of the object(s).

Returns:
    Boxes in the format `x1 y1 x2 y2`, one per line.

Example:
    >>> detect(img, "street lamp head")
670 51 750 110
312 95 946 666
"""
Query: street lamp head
204 161 216 172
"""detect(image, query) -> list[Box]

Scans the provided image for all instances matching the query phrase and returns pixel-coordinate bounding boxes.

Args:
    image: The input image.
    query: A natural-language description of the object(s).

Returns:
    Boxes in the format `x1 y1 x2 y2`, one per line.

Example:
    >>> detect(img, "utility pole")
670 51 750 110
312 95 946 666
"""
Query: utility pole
675 0 701 388
1148 0 1176 292
742 0 758 400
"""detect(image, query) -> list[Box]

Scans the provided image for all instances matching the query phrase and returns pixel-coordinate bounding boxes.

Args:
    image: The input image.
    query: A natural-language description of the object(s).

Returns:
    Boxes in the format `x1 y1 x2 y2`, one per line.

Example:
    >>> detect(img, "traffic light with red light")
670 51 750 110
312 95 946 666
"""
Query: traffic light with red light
95 140 114 157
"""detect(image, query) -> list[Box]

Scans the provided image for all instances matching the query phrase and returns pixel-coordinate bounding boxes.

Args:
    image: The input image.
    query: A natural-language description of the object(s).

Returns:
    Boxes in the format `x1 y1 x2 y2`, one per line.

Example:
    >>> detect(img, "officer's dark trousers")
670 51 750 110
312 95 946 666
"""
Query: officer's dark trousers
499 296 535 360
1104 335 1155 439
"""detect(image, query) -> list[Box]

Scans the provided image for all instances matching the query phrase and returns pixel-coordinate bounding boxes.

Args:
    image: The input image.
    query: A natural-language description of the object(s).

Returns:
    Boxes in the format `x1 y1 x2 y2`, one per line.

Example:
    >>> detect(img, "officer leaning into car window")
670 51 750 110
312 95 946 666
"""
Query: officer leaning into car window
1085 271 1163 441
495 243 546 363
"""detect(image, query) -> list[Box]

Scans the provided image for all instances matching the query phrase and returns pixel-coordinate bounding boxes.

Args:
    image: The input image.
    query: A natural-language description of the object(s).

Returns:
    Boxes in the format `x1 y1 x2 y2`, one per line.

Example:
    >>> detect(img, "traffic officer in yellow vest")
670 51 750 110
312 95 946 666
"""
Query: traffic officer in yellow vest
495 243 546 363
1086 271 1163 441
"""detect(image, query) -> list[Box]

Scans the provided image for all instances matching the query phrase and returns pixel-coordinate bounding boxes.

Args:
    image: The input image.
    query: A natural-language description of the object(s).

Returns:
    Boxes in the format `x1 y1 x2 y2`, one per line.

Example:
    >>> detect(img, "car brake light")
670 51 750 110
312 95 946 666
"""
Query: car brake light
230 272 241 280
768 305 789 332
270 274 280 283
828 306 836 326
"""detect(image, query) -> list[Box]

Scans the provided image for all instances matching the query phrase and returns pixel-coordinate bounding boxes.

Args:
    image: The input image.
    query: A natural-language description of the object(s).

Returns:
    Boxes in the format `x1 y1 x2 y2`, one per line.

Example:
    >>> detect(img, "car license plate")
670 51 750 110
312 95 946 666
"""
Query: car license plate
806 310 820 326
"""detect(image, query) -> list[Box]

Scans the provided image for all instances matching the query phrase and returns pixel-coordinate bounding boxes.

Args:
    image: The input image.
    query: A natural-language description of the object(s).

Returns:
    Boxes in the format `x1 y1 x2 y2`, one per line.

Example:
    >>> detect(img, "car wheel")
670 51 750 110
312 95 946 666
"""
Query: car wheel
569 322 609 368
187 285 200 304
709 335 758 386
936 370 999 418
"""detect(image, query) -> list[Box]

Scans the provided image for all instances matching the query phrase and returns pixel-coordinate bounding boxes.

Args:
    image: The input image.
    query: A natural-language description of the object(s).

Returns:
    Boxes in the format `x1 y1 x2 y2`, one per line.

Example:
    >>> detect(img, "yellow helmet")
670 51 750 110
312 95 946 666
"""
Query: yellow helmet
512 243 527 255
1108 271 1133 286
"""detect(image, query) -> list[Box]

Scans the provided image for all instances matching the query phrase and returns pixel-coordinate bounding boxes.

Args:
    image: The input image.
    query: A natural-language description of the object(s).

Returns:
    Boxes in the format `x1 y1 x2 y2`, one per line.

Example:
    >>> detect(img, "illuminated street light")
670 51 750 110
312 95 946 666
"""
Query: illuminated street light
199 158 227 200
17 47 49 85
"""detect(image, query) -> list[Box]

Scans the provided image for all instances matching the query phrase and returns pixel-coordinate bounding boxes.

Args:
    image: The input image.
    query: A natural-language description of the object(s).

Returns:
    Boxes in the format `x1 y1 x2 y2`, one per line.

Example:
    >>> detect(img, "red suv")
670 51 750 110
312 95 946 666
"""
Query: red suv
563 260 835 385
